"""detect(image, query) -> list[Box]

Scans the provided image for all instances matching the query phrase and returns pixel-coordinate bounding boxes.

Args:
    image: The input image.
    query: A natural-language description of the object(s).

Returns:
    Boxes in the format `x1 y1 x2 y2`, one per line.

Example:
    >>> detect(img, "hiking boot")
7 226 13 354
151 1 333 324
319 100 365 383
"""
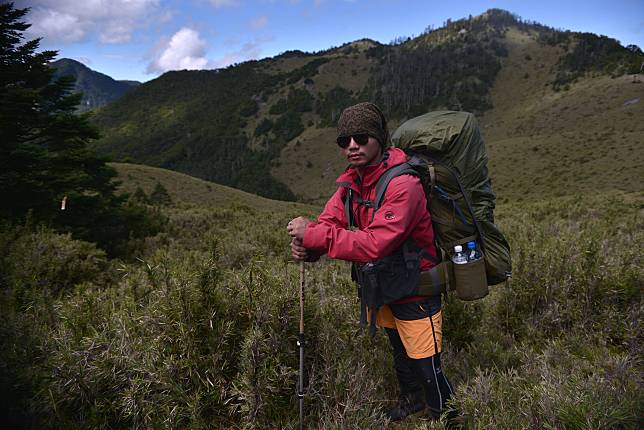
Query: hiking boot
386 390 426 421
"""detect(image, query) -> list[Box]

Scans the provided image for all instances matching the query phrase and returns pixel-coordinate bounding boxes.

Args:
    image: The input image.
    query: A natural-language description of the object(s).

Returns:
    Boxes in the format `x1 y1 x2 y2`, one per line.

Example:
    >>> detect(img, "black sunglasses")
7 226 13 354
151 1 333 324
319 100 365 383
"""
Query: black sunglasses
336 134 370 149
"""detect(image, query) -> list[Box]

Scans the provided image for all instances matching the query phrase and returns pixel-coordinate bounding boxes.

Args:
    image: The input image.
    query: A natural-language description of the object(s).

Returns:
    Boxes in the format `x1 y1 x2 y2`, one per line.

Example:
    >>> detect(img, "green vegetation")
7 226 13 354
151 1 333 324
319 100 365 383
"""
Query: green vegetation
266 88 312 143
109 162 308 213
1 170 641 428
369 39 504 116
149 181 173 206
237 97 259 117
366 12 514 117
269 88 314 115
283 57 330 85
552 33 644 89
0 3 160 256
534 23 644 90
271 111 305 143
254 118 273 136
131 186 151 204
92 64 295 201
316 86 357 126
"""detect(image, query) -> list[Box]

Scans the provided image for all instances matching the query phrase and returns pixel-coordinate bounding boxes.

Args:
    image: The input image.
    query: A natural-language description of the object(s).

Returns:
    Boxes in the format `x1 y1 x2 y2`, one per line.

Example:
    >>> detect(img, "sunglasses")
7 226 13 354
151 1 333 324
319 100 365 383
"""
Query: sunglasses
336 134 370 149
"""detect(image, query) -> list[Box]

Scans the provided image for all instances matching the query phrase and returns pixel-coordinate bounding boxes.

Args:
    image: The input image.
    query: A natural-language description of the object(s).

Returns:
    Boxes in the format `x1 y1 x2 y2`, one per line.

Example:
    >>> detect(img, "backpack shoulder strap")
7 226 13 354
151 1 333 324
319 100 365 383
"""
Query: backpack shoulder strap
371 156 424 220
337 181 356 229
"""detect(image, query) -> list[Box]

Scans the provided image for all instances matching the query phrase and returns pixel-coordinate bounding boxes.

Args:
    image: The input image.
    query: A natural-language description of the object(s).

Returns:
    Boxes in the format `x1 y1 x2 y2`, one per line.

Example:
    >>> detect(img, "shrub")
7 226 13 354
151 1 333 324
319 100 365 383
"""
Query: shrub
454 340 642 429
3 225 107 297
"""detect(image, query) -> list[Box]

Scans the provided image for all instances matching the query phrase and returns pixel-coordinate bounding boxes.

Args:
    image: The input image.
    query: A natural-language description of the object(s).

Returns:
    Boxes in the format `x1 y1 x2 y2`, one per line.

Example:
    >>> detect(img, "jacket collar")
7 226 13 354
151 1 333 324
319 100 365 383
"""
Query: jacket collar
336 148 408 192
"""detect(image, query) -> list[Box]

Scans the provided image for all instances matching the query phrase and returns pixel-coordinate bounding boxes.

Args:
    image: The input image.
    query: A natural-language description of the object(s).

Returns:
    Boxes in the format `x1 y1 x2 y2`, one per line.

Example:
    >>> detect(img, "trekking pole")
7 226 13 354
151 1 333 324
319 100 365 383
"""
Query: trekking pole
297 261 305 430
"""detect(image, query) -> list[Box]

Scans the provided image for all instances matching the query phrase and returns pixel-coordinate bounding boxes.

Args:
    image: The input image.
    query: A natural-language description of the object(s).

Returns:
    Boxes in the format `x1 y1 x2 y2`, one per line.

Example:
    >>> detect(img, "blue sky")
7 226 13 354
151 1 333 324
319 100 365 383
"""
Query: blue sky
16 0 644 83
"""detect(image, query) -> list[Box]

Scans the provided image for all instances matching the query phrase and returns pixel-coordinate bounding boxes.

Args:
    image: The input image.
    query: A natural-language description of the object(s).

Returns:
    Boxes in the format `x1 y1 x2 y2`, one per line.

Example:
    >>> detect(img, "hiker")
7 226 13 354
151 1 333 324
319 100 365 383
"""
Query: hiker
286 102 455 422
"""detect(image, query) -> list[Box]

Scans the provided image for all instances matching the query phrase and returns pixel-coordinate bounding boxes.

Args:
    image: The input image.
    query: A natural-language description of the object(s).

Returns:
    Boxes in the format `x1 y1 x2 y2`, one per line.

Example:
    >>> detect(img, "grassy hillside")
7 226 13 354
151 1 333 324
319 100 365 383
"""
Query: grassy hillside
1 188 641 428
274 25 644 204
89 9 644 204
481 28 644 203
110 162 313 213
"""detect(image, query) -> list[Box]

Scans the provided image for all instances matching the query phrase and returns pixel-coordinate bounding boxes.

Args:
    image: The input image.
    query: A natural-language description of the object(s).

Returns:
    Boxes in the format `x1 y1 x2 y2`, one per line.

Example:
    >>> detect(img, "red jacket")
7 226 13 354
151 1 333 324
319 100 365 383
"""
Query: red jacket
303 148 438 271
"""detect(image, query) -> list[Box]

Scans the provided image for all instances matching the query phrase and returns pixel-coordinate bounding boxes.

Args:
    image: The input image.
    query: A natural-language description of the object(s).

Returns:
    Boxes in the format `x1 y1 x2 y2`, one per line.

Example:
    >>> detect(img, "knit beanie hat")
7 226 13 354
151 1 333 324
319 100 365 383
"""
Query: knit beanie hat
337 102 390 149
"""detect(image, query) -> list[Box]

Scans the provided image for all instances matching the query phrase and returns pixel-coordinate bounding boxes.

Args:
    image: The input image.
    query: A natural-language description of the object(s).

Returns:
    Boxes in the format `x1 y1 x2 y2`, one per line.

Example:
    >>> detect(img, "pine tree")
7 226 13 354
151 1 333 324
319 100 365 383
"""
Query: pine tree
132 187 151 204
149 182 172 206
0 3 159 254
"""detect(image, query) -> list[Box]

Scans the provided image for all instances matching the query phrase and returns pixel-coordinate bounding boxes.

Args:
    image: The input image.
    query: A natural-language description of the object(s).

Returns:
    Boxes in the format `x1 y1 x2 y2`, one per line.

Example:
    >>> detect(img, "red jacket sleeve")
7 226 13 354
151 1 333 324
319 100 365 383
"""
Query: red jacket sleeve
303 175 427 263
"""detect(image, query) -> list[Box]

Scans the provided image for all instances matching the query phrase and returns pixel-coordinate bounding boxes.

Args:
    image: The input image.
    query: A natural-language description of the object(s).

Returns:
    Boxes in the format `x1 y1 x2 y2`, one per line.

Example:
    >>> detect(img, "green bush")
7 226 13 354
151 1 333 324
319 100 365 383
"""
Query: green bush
2 225 107 297
488 195 642 347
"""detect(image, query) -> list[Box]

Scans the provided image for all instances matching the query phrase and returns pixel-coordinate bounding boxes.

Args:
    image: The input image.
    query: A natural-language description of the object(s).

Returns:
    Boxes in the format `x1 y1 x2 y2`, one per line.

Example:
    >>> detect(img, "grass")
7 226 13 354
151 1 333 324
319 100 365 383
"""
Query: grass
110 162 315 213
480 29 644 204
1 186 641 429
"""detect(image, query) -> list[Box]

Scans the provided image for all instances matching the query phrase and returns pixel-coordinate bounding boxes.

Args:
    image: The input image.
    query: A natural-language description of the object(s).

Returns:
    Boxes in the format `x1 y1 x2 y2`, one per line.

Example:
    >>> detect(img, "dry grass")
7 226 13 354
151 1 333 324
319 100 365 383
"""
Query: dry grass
479 28 644 203
111 162 315 213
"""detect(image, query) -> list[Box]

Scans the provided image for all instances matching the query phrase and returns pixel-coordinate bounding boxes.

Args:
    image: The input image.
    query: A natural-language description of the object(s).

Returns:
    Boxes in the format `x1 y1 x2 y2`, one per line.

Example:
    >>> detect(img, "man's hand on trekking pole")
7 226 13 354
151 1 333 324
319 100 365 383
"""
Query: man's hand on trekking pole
287 217 312 262
290 237 310 261
287 216 310 240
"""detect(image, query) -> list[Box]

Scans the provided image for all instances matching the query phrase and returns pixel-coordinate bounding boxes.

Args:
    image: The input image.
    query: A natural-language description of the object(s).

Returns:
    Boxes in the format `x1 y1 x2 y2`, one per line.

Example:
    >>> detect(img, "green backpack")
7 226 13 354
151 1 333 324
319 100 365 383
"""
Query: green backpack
383 110 512 299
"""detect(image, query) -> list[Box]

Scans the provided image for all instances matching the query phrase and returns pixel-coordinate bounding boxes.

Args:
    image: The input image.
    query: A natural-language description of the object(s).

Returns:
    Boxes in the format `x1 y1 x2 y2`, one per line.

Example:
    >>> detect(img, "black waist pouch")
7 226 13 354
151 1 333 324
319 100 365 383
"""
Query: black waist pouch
359 252 420 336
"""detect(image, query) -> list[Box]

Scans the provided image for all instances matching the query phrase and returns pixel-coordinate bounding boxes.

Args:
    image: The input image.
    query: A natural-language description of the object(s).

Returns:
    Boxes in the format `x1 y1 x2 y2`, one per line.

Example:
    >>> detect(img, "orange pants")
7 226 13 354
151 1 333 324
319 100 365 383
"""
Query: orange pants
372 302 442 359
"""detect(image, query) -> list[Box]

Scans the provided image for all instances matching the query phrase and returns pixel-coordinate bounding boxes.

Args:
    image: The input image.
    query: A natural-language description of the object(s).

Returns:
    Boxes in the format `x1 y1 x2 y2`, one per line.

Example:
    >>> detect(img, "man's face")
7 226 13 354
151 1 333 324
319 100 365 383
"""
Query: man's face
341 135 383 168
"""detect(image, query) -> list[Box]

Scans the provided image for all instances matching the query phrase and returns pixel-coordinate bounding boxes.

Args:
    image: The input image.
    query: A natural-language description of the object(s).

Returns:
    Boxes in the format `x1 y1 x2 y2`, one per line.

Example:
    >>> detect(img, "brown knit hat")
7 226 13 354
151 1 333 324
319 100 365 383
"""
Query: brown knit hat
337 102 390 149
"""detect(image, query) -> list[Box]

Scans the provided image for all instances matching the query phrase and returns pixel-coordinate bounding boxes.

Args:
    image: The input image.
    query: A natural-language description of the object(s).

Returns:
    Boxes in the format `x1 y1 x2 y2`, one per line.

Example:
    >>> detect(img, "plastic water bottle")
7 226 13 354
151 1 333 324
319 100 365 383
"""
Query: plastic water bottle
452 245 467 264
467 241 482 261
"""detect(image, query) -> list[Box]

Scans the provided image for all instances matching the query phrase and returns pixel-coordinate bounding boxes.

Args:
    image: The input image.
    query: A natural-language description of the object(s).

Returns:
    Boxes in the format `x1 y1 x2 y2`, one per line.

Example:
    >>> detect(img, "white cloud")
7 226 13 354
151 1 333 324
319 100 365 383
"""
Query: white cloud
17 0 160 44
148 28 209 73
250 16 268 31
100 22 135 44
26 8 86 43
210 0 239 7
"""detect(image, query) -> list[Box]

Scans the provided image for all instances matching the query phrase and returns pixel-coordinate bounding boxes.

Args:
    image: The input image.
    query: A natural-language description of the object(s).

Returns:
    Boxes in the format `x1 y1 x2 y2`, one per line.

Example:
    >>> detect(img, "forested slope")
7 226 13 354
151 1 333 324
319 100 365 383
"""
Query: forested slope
91 9 642 202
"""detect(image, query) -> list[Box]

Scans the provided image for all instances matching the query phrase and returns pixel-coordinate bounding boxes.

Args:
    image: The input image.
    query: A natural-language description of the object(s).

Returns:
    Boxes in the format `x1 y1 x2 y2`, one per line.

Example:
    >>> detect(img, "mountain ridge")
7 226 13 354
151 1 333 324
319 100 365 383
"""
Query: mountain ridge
88 9 644 203
50 58 140 112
